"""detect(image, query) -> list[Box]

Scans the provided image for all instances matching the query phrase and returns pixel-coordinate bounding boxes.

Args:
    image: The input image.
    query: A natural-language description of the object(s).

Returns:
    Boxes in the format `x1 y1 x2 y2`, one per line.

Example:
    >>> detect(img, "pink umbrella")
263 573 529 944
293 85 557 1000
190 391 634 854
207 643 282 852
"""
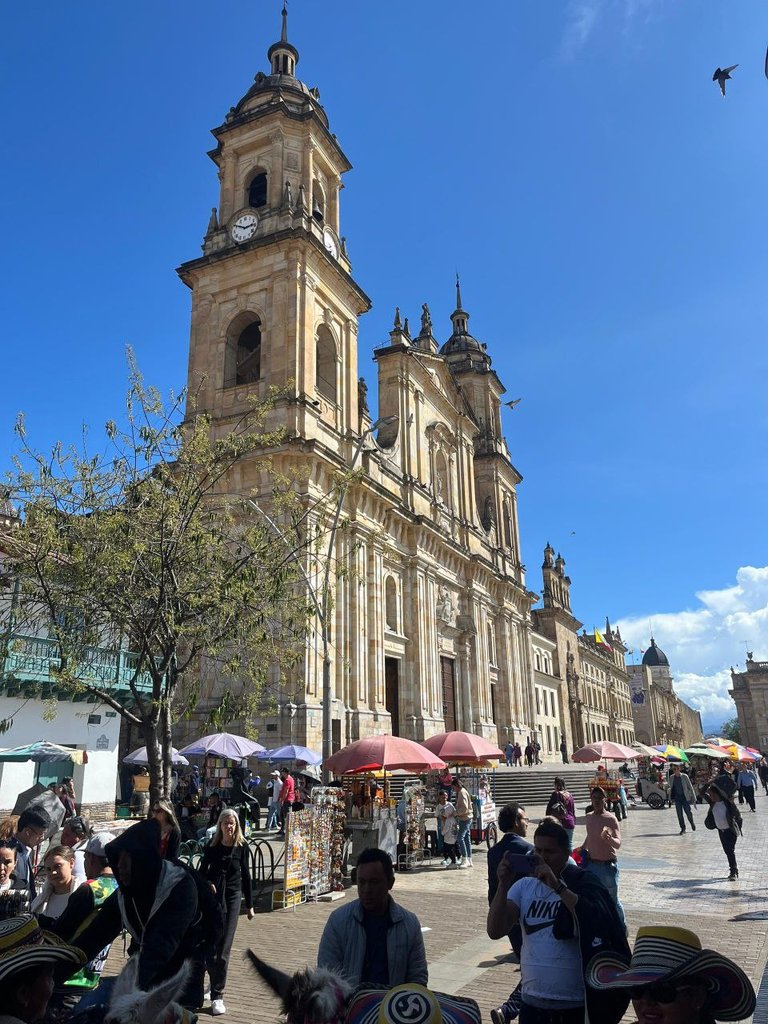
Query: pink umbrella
421 731 504 764
572 741 639 763
325 735 446 775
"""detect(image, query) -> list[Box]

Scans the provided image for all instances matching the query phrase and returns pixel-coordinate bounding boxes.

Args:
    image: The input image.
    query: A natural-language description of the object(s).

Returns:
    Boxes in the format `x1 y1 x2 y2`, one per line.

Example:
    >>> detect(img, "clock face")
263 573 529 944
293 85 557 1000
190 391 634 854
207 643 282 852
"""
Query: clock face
231 213 259 243
323 227 338 259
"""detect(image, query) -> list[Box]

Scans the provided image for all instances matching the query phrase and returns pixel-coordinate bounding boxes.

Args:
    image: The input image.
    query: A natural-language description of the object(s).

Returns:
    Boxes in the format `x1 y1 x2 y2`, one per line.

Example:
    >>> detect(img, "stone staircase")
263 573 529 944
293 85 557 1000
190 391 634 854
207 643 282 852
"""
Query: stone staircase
387 763 597 807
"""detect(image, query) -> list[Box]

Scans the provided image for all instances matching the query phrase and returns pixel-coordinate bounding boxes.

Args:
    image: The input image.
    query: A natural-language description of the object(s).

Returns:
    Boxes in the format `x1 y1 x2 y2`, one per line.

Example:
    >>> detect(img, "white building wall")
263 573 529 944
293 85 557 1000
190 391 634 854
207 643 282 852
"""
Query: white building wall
0 698 120 819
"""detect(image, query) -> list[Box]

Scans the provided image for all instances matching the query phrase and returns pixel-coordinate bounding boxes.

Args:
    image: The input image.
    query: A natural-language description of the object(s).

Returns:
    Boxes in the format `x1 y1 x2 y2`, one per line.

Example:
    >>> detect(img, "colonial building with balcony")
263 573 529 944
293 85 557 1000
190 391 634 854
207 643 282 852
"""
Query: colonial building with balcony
0 500 150 818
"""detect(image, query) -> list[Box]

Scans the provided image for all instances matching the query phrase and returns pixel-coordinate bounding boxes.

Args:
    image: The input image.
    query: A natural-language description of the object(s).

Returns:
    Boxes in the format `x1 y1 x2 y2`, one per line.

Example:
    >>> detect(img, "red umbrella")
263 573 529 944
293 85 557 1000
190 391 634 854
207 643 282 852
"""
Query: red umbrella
421 731 504 764
572 741 639 763
325 735 446 775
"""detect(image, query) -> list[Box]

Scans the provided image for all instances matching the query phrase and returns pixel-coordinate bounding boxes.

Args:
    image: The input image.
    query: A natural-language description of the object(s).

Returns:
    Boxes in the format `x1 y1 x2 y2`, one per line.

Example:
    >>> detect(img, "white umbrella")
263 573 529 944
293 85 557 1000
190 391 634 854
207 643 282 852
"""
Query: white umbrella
124 746 189 766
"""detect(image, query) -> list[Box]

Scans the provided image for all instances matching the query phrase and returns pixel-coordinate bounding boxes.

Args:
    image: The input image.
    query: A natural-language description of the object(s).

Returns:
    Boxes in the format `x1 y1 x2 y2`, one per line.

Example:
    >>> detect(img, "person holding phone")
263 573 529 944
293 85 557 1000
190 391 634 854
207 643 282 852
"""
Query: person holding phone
487 818 629 1024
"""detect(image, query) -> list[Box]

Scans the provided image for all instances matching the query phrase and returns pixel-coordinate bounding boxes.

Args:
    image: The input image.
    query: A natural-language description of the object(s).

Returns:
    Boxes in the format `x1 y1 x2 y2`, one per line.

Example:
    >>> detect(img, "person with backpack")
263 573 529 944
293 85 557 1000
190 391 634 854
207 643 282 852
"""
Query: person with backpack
199 808 254 1015
69 818 204 1010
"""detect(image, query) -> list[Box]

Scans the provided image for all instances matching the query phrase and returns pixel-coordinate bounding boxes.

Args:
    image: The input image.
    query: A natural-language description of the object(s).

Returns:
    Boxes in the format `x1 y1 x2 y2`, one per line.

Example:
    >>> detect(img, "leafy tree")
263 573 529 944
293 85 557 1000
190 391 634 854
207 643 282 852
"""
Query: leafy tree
2 360 313 801
720 717 742 744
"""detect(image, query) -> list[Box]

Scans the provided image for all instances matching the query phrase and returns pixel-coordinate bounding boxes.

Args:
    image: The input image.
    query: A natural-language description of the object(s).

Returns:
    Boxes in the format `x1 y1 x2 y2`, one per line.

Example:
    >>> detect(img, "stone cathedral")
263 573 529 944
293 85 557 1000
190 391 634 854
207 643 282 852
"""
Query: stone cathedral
178 11 538 751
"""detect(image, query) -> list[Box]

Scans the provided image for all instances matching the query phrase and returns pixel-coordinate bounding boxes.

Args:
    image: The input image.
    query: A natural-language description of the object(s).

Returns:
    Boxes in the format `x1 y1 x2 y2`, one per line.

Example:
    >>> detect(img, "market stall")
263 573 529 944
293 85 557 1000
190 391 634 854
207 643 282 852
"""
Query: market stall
421 731 503 848
273 785 347 909
325 735 446 869
573 740 638 812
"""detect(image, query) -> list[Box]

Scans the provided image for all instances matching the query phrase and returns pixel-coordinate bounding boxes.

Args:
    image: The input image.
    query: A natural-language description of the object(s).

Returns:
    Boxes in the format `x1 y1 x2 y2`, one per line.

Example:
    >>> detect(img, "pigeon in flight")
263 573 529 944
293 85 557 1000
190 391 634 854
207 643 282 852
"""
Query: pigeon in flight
504 398 522 409
713 64 738 96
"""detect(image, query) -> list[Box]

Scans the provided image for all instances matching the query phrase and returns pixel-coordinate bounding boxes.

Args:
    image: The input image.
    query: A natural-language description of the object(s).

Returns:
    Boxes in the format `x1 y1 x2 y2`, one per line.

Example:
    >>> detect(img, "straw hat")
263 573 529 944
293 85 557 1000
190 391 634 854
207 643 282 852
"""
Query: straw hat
0 915 84 984
587 926 755 1021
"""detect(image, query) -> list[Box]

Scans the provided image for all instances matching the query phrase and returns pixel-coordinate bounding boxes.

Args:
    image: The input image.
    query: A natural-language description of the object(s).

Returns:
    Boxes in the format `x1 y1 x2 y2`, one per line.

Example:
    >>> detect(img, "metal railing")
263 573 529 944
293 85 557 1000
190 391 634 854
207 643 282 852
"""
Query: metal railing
0 631 154 694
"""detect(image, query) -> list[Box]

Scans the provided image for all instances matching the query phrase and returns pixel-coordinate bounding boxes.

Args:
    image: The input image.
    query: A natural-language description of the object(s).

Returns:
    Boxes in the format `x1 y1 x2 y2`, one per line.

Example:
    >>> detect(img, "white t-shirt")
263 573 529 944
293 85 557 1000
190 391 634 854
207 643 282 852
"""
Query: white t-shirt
508 877 583 1005
712 801 730 830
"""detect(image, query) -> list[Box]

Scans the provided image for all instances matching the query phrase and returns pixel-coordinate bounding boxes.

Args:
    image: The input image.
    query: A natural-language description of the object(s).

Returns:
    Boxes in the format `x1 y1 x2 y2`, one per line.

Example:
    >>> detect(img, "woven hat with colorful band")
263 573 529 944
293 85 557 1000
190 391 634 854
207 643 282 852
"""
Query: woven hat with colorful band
346 985 480 1024
587 926 755 1022
0 914 85 984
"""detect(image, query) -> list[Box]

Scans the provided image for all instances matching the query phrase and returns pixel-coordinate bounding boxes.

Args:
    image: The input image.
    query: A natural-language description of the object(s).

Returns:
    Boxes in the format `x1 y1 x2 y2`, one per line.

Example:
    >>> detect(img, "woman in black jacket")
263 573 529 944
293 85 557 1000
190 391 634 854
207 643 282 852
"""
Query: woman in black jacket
705 778 743 880
200 808 254 1015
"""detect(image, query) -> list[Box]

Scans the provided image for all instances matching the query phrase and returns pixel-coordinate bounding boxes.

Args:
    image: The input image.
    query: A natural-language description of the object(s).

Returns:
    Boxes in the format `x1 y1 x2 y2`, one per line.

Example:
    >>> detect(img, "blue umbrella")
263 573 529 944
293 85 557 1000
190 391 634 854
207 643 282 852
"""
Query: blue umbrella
263 744 322 765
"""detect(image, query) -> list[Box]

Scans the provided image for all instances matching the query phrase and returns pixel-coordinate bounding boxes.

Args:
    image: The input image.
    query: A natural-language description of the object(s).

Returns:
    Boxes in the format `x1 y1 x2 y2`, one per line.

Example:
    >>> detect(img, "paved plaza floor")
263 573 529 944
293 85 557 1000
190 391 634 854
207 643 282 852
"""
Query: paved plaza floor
105 798 768 1024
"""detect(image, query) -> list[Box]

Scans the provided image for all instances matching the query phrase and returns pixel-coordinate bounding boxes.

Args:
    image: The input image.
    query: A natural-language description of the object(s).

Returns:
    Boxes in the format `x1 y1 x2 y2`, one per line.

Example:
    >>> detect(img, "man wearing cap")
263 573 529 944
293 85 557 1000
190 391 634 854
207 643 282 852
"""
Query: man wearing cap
266 770 282 830
50 831 118 1007
0 914 84 1024
277 767 295 836
60 816 92 885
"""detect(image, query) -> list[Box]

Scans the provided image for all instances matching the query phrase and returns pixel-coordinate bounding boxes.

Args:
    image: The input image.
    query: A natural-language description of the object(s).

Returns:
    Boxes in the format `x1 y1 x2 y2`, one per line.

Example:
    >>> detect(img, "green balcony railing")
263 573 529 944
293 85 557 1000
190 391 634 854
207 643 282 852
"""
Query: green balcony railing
0 631 154 698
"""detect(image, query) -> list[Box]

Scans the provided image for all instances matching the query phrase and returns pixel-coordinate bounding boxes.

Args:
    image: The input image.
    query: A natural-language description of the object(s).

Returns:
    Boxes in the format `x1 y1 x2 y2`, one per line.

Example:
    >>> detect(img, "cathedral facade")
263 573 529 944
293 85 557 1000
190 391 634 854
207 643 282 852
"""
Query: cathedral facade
178 13 538 752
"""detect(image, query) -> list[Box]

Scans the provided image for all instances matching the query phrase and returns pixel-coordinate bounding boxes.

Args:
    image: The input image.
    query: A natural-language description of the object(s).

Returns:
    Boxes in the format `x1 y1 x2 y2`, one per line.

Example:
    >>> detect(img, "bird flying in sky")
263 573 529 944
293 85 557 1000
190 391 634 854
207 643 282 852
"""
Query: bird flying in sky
713 64 738 96
505 398 522 409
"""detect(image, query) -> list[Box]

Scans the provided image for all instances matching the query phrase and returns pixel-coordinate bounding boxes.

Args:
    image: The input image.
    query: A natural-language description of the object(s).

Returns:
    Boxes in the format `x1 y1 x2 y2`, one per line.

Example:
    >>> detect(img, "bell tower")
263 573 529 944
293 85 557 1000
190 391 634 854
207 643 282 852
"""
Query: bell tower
178 5 371 446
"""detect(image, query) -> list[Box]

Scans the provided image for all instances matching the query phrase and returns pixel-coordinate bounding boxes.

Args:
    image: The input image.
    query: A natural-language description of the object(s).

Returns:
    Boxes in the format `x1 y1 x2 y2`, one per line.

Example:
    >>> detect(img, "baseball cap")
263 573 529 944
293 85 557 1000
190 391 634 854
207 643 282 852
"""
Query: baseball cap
270 770 280 777
85 831 117 858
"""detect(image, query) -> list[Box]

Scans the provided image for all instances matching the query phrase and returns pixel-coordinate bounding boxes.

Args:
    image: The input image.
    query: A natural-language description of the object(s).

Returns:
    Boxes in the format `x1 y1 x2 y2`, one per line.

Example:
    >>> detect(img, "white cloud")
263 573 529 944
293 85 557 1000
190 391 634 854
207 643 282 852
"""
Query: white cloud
561 0 663 57
616 566 768 730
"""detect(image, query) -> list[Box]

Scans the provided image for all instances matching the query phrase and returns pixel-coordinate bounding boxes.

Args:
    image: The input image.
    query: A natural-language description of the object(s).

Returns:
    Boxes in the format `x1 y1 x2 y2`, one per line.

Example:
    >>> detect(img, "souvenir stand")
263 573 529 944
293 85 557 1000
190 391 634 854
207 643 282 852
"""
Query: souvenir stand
272 786 347 909
400 781 428 868
203 755 237 799
344 774 399 867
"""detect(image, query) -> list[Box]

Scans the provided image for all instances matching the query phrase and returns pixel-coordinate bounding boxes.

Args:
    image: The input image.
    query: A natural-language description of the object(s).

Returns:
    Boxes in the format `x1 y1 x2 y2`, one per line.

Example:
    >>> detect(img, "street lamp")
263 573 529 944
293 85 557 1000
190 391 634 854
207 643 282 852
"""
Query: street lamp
248 414 398 773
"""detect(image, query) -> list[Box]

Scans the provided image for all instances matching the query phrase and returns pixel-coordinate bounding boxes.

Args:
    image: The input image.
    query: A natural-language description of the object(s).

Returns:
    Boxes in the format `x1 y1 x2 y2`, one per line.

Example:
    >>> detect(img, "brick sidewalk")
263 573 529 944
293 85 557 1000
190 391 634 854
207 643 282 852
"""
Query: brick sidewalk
104 798 768 1024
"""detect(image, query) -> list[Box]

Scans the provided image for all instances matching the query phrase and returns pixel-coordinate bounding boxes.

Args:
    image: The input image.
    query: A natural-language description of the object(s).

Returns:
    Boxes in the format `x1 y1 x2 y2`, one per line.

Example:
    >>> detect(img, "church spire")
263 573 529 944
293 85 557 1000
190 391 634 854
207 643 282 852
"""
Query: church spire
268 2 299 76
450 273 469 335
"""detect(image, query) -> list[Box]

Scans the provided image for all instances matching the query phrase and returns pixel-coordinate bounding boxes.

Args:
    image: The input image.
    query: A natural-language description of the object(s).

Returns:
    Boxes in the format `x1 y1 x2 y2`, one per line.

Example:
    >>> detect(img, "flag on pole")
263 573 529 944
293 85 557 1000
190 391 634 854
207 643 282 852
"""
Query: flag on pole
594 627 612 651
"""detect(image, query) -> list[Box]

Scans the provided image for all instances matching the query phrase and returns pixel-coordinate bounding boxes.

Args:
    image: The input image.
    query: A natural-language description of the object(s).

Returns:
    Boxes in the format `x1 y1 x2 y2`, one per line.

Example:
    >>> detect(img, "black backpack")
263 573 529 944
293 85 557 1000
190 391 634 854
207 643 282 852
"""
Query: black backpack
179 861 225 955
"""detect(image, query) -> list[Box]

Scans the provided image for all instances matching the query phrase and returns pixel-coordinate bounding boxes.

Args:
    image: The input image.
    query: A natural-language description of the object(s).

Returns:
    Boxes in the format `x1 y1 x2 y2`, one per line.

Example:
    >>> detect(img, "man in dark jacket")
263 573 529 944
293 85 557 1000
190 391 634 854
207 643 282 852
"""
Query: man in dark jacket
487 804 533 1024
70 819 202 1008
488 818 630 1024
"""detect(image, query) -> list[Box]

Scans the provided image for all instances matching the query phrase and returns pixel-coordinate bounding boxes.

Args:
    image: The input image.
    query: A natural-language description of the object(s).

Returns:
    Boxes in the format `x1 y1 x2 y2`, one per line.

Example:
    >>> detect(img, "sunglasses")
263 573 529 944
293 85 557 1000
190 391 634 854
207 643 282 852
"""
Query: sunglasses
629 983 695 1004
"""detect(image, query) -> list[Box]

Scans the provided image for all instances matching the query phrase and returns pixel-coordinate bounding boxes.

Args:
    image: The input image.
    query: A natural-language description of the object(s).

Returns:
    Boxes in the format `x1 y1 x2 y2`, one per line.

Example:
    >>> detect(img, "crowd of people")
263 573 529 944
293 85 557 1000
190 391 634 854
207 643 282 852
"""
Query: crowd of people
0 752 761 1024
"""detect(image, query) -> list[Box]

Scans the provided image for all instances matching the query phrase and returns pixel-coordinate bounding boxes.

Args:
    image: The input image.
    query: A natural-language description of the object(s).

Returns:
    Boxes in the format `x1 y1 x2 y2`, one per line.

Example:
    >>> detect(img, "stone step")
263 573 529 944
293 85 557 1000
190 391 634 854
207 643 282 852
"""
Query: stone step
386 763 600 807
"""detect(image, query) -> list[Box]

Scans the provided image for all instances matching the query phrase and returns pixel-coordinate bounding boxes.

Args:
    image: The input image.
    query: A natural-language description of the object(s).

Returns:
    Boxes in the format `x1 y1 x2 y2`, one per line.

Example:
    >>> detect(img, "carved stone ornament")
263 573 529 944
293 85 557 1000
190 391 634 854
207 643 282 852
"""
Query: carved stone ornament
436 585 456 626
322 307 333 326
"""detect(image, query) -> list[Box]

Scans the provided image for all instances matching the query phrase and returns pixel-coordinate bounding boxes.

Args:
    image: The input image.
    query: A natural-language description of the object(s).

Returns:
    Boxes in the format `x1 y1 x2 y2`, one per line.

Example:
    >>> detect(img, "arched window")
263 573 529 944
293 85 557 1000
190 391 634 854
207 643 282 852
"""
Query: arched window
248 172 268 210
385 577 398 632
224 315 262 389
234 321 261 384
315 325 337 403
502 500 512 548
313 183 325 224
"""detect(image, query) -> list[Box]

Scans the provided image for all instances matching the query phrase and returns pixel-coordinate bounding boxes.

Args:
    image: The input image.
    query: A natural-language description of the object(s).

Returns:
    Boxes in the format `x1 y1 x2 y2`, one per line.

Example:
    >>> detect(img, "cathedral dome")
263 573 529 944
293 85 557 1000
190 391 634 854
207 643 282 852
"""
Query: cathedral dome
439 276 491 371
642 638 669 667
230 5 329 129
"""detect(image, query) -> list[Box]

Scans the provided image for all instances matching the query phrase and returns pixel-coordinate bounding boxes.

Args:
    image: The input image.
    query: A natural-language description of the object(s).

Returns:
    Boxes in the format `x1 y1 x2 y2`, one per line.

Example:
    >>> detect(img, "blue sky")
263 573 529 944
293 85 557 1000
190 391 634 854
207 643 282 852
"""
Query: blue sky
2 1 767 730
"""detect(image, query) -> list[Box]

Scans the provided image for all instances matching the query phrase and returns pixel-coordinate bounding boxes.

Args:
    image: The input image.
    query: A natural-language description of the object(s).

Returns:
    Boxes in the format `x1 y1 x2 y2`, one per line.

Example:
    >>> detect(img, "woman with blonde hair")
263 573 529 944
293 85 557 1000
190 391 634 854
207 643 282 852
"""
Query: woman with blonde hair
149 797 181 860
200 808 254 1015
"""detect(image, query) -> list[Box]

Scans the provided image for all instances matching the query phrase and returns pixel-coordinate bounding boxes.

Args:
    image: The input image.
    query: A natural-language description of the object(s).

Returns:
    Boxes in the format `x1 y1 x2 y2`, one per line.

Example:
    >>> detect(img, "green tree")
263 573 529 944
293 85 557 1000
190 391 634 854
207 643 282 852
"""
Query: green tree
720 717 742 744
2 360 313 801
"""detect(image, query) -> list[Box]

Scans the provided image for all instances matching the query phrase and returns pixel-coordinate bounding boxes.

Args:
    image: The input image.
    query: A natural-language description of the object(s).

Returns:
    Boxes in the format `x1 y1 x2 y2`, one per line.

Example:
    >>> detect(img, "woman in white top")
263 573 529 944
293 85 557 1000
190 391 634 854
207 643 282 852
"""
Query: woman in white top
436 791 459 868
30 844 80 928
704 780 743 880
